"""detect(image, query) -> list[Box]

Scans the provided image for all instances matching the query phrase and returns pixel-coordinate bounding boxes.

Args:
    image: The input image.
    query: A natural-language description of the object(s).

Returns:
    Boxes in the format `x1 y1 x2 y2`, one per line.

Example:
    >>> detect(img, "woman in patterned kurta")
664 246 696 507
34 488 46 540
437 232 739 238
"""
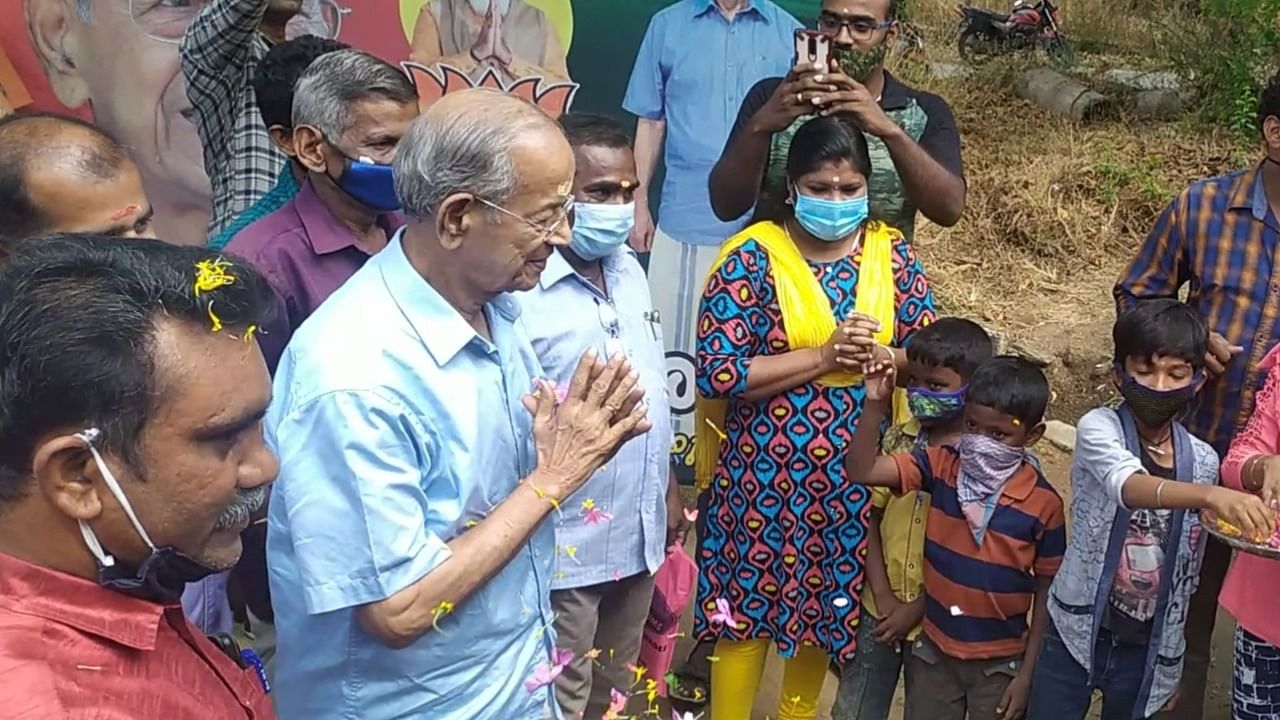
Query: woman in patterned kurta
694 116 935 720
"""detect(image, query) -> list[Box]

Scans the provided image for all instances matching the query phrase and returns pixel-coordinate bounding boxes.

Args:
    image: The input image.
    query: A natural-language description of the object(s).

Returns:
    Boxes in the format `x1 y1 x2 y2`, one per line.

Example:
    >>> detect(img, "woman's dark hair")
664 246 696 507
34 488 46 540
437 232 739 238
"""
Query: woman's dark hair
1113 299 1208 371
755 116 875 222
906 318 995 380
0 235 275 504
967 356 1050 428
785 115 873 182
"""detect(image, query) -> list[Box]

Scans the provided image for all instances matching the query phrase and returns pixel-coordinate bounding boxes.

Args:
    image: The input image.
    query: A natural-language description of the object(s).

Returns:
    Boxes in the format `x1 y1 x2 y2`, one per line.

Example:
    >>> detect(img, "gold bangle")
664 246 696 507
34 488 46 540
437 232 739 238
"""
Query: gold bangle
1155 480 1166 509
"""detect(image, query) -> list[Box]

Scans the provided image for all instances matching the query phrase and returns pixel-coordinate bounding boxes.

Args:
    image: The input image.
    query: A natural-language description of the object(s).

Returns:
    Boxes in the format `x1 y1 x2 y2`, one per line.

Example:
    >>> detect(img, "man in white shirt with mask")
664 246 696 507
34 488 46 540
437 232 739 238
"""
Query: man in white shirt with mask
517 112 686 718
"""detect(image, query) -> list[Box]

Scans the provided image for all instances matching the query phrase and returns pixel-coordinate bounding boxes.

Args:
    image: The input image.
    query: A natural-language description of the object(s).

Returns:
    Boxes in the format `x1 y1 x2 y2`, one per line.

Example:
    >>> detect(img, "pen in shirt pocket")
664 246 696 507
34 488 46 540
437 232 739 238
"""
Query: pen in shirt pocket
643 309 662 341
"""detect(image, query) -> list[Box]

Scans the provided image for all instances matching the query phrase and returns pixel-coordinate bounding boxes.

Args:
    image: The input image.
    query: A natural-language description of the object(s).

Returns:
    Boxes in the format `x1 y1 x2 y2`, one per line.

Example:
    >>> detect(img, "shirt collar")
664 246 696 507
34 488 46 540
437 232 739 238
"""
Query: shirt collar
879 71 912 111
294 178 402 256
378 228 522 366
0 551 166 651
1001 461 1041 502
693 0 766 21
538 248 578 290
536 247 630 292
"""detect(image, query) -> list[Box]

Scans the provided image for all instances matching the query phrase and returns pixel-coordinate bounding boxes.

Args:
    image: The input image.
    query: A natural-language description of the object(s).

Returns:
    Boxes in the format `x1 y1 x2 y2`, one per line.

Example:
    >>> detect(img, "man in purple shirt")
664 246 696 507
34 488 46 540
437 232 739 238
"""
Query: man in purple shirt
227 48 419 371
218 49 418 669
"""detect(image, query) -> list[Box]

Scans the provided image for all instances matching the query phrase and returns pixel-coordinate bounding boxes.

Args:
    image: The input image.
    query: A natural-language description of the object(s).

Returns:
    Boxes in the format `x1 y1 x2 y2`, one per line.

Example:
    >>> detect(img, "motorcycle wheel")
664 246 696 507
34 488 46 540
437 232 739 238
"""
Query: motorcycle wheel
1045 36 1076 68
957 26 998 64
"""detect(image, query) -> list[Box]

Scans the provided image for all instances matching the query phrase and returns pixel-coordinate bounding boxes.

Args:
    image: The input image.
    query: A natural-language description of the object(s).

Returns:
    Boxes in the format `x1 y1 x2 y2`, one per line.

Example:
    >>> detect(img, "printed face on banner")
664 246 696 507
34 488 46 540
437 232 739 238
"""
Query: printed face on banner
402 0 572 85
22 0 213 244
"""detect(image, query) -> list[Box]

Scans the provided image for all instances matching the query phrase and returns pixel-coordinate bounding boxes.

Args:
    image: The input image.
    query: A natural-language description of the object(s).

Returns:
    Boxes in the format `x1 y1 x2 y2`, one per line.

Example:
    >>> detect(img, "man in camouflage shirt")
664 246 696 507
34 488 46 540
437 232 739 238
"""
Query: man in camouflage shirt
709 0 965 240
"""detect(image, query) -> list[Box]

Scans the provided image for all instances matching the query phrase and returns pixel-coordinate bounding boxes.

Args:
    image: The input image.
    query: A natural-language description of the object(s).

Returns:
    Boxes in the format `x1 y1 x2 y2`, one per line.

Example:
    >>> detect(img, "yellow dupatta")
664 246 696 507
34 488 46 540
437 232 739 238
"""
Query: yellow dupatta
693 220 909 490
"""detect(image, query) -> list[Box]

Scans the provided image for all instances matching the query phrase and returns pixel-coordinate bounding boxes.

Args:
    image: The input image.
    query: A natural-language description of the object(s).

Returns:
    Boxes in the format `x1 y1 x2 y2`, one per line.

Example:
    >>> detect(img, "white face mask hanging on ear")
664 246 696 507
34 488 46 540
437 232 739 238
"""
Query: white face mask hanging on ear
74 428 219 603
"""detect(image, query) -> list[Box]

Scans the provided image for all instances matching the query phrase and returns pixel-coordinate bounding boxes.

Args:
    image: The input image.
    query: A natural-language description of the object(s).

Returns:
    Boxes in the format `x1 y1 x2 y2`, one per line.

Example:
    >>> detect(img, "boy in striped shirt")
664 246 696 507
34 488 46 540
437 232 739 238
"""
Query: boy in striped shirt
847 355 1066 720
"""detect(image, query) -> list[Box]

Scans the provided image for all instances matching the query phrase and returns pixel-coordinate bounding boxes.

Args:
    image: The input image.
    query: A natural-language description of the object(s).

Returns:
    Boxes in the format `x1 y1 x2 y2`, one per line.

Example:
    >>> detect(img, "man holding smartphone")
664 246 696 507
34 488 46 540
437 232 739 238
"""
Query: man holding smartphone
709 0 966 241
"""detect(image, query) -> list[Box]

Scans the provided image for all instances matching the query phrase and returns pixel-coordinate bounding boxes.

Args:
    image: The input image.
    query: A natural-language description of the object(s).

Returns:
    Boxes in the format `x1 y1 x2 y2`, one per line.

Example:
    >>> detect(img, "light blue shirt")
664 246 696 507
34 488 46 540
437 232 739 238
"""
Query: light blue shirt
180 571 231 634
517 248 673 589
265 231 559 720
623 0 800 246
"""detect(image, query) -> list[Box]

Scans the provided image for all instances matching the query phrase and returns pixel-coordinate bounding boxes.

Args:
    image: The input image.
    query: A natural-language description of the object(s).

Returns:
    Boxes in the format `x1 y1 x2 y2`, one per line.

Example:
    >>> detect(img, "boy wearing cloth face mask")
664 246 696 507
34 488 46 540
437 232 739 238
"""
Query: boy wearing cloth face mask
1025 300 1274 720
834 317 994 720
515 113 684 719
847 355 1064 720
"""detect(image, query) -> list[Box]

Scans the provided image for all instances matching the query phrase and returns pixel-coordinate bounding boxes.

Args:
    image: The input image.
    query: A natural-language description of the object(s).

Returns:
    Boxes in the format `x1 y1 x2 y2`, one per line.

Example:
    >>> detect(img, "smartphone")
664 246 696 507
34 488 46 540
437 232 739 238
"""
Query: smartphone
794 29 830 68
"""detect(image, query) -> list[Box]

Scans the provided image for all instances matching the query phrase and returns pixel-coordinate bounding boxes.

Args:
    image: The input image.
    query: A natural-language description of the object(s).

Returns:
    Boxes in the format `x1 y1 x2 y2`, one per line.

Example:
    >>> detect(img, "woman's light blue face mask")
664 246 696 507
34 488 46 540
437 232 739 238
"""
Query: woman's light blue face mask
791 189 869 242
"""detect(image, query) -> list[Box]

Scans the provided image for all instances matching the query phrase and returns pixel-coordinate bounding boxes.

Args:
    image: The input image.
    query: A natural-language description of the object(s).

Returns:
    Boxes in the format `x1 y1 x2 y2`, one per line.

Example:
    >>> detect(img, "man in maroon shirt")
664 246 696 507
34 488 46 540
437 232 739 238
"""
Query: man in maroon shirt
226 48 419 372
0 235 278 719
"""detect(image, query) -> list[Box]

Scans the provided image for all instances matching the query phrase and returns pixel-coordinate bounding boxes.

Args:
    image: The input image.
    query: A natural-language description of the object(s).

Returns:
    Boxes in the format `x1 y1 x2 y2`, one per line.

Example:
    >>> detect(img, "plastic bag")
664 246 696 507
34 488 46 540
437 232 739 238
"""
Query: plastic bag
637 544 698 695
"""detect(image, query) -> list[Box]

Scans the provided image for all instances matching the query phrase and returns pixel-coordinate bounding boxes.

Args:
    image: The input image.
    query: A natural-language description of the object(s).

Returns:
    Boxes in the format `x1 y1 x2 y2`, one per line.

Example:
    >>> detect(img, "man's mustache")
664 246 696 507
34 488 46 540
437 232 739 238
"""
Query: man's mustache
213 485 267 530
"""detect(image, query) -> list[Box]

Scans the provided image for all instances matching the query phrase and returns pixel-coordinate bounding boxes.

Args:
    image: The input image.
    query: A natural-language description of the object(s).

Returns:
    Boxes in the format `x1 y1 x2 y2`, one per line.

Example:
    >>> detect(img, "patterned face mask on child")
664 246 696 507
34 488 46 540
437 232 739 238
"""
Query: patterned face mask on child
1116 370 1202 427
906 385 967 422
956 433 1026 541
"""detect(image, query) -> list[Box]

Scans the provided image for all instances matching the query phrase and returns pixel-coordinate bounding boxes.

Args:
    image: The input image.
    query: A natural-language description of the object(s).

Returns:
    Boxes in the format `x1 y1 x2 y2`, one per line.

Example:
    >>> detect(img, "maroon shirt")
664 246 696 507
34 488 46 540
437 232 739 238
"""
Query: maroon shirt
0 551 274 720
226 178 402 371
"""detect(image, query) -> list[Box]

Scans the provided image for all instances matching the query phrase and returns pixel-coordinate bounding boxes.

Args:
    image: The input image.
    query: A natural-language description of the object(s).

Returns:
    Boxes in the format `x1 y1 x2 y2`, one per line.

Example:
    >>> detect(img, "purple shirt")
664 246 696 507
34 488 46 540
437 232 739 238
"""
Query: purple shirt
226 178 403 371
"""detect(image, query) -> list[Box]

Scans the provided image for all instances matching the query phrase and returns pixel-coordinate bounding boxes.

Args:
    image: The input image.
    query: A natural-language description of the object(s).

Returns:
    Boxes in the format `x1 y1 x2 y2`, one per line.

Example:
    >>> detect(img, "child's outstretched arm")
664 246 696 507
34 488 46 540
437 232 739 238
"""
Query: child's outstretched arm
845 354 903 489
1076 410 1274 538
1120 474 1273 539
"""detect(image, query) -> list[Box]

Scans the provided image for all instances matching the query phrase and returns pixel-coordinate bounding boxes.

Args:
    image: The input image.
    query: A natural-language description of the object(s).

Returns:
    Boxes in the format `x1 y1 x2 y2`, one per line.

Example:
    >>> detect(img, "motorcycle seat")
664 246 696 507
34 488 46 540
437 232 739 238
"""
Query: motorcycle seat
967 7 1011 22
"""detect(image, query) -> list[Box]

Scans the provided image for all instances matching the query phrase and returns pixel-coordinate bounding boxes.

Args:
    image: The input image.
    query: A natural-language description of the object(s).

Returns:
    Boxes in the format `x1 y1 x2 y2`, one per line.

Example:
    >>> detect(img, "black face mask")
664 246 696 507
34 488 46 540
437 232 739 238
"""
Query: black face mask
1116 371 1202 427
75 429 221 604
95 547 219 604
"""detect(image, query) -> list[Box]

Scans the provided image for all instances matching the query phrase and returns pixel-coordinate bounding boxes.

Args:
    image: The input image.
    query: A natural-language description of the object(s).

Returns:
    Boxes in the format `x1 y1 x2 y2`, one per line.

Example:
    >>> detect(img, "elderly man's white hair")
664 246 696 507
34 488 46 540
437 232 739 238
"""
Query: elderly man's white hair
292 49 418 142
393 89 564 220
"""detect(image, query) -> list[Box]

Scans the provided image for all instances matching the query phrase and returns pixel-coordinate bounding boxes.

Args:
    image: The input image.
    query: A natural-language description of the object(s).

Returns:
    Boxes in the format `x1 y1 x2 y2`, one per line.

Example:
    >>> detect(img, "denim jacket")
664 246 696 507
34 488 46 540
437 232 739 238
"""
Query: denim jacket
1047 406 1217 719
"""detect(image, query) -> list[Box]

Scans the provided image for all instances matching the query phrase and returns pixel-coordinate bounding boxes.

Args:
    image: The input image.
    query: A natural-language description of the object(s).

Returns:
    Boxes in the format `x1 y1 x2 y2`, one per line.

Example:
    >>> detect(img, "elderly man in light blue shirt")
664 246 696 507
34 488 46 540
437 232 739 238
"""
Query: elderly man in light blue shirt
264 88 652 720
518 113 684 718
622 0 800 487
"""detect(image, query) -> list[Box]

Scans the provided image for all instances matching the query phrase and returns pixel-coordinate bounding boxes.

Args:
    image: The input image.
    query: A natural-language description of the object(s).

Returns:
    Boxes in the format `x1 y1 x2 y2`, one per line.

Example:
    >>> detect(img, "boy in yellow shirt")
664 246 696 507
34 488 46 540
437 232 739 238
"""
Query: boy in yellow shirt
833 318 994 720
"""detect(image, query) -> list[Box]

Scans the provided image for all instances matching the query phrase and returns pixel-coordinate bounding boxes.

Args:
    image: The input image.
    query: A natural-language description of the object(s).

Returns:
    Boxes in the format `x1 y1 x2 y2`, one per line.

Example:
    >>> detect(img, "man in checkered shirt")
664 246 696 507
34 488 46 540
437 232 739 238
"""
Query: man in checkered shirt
181 0 301 239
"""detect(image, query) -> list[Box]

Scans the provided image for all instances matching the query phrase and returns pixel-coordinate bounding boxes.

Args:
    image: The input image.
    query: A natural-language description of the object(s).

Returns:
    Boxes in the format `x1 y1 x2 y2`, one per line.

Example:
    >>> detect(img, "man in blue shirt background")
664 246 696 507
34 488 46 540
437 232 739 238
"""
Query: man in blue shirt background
622 0 800 486
518 112 688 718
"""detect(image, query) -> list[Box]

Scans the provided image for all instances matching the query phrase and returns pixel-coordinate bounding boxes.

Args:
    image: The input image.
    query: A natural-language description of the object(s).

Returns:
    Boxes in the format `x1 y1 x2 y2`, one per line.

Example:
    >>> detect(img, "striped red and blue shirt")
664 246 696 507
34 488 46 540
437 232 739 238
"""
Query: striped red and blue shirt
893 446 1066 660
1115 164 1280 454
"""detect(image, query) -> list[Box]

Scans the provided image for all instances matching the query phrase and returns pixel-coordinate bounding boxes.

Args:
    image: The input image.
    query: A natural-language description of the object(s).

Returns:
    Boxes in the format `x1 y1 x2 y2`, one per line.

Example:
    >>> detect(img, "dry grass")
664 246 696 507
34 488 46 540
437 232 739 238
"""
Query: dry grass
879 15 1252 418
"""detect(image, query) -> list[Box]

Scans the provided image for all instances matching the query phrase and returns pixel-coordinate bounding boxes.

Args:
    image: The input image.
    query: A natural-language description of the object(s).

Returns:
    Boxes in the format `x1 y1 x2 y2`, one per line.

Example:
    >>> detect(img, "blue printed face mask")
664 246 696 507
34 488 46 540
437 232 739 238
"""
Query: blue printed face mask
337 155 401 213
906 385 968 423
792 190 869 242
569 201 635 261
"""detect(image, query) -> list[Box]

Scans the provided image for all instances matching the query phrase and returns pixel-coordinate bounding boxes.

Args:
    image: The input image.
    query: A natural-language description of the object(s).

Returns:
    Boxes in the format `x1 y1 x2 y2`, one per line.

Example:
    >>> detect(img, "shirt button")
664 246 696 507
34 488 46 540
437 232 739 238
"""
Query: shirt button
908 563 916 570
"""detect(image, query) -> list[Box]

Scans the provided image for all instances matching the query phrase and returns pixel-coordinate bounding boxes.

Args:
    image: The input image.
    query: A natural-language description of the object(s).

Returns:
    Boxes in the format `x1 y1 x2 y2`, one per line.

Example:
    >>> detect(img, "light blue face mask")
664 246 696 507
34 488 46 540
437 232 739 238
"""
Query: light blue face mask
569 201 635 261
793 191 869 242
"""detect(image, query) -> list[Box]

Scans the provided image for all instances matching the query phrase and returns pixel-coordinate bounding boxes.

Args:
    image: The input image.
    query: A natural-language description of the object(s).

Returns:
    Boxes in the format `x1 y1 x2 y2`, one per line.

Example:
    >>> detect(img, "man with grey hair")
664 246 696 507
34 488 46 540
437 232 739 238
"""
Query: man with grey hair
226 48 417 372
265 87 653 719
220 49 415 671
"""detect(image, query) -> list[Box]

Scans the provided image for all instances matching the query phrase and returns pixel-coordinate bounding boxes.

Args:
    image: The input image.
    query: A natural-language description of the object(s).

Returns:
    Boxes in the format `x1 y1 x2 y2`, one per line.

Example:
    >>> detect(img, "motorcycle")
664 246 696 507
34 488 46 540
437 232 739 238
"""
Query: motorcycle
953 0 1075 68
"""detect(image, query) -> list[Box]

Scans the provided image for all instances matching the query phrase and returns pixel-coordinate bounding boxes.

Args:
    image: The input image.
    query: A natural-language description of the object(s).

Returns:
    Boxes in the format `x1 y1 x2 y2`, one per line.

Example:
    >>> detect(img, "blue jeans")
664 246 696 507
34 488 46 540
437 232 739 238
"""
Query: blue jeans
831 613 913 720
1028 620 1148 720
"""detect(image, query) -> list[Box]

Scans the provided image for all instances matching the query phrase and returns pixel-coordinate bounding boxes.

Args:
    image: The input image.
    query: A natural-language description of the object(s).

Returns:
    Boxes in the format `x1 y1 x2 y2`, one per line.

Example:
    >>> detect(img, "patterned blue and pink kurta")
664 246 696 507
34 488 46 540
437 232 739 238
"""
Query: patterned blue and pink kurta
693 234 935 661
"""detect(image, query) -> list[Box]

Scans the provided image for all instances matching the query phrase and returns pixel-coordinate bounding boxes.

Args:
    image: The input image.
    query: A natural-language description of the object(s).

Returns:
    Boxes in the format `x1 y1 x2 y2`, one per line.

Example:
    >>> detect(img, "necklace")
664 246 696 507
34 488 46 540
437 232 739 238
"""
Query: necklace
1139 428 1173 456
